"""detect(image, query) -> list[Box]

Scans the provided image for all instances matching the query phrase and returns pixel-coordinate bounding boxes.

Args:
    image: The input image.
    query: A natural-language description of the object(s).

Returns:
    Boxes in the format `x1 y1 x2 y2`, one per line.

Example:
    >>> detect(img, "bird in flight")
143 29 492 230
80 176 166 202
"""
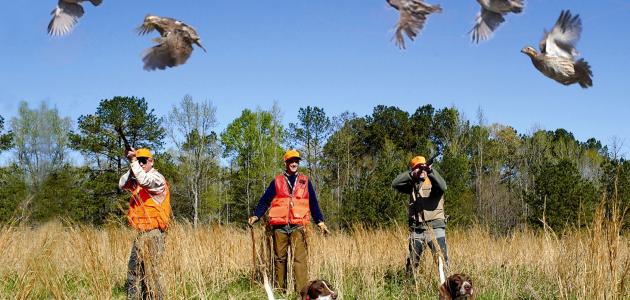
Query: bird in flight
470 0 524 43
137 15 207 71
521 10 593 88
48 0 103 36
387 0 442 49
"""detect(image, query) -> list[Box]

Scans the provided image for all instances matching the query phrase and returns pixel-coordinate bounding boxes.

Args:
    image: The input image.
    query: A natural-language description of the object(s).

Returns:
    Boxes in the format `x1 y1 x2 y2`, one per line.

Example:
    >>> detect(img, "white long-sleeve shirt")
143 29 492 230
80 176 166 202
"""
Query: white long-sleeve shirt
119 160 167 204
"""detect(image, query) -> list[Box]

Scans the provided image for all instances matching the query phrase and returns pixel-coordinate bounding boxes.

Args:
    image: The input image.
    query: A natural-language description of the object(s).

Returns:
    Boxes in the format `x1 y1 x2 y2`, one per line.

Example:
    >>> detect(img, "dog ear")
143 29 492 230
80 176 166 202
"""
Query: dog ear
438 282 452 300
300 280 314 300
447 274 462 296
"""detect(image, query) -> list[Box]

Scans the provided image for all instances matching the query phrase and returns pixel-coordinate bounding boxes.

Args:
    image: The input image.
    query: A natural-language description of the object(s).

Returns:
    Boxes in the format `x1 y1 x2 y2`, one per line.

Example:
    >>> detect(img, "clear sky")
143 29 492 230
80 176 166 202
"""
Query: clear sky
1 0 629 158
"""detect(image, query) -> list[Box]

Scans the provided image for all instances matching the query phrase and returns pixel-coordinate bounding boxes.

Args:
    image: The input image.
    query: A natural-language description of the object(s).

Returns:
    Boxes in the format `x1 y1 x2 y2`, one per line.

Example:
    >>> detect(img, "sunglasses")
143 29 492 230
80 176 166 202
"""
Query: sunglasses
286 158 301 164
138 157 149 164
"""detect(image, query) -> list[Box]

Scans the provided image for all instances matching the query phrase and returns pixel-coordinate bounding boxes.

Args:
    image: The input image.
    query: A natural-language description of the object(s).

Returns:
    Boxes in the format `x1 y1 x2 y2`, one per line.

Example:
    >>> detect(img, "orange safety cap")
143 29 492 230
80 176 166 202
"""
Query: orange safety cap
136 148 153 158
283 149 301 162
410 156 427 169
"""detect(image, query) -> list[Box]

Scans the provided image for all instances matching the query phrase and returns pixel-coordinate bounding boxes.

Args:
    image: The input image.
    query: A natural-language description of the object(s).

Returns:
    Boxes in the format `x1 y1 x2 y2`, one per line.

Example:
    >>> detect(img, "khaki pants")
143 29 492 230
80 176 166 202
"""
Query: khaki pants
127 229 165 300
273 227 308 293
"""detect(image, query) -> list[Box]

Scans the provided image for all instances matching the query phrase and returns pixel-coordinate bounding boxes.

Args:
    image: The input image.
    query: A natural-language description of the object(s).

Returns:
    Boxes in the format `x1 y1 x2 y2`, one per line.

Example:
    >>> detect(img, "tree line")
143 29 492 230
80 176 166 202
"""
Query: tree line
0 96 628 232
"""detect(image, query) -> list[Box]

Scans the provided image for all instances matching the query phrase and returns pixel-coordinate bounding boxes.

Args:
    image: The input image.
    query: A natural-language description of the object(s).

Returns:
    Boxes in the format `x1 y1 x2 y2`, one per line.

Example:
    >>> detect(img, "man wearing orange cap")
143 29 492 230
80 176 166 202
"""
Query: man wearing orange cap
248 149 329 293
119 147 171 300
392 155 448 275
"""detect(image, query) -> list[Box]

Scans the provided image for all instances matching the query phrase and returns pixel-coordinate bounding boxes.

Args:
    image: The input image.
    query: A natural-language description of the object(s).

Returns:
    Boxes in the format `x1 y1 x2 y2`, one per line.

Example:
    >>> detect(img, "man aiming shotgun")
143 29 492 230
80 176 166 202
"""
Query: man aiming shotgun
117 127 171 300
392 153 449 276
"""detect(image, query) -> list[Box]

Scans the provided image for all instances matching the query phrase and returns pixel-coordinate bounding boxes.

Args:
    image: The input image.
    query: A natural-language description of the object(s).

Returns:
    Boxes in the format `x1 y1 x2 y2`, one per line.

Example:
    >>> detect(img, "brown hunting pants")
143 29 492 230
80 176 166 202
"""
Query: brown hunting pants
273 227 308 293
127 229 165 300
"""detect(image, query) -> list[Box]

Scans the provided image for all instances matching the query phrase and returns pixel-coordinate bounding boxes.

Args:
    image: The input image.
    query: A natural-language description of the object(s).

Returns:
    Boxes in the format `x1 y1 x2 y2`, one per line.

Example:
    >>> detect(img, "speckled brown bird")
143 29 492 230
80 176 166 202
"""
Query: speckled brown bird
387 0 442 49
138 15 207 71
48 0 102 36
521 10 593 88
470 0 524 43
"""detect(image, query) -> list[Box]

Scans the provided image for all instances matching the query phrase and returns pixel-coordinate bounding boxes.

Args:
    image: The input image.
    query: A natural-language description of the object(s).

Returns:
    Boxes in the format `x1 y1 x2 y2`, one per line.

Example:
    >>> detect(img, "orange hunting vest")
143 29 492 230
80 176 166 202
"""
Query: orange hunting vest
127 183 171 232
268 174 310 226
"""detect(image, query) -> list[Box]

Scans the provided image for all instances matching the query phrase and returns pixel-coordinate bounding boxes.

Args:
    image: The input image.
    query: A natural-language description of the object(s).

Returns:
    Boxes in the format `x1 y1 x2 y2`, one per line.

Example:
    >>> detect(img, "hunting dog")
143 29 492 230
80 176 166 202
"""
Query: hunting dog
300 279 338 300
438 273 474 300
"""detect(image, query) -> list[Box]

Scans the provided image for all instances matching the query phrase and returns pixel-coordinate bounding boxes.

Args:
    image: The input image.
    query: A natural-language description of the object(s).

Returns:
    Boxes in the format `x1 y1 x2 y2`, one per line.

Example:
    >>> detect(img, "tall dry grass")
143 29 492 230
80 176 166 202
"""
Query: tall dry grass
0 203 628 299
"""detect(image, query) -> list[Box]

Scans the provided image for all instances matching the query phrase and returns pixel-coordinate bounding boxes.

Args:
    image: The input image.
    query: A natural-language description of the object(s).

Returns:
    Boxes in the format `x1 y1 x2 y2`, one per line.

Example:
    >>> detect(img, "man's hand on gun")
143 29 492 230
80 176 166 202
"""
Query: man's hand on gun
126 148 137 162
411 165 430 180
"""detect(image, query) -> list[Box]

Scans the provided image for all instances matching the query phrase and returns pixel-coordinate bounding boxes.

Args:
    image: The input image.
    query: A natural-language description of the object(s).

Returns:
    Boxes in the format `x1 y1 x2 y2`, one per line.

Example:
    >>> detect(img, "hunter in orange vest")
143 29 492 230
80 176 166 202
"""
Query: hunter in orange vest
119 147 170 300
248 149 330 294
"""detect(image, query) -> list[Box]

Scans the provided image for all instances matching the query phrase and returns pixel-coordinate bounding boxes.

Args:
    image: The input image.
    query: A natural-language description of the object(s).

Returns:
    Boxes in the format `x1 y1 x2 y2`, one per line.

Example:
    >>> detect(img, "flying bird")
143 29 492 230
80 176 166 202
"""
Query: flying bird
48 0 102 36
387 0 442 49
470 0 524 43
137 15 207 71
521 10 593 88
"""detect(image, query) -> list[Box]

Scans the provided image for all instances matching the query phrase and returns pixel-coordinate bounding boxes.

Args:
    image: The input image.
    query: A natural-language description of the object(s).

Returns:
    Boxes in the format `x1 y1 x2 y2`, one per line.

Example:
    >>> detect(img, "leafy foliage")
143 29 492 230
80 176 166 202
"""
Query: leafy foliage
527 159 598 229
0 116 13 152
70 96 165 172
1 100 627 233
10 101 71 188
221 107 285 223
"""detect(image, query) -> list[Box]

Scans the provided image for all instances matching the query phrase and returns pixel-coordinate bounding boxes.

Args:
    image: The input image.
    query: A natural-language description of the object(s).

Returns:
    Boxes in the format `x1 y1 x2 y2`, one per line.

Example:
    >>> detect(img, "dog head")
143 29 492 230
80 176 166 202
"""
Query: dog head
439 273 474 300
300 279 337 300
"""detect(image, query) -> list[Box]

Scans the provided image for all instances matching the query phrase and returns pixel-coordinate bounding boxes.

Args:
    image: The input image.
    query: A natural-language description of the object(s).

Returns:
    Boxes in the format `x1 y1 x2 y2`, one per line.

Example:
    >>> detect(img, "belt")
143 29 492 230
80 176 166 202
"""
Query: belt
410 219 446 232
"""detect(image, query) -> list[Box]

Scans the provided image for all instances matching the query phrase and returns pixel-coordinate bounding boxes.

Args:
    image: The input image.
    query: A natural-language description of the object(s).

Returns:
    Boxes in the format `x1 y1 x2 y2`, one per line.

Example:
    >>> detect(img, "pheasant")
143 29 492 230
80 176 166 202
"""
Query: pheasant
387 0 442 49
521 10 593 88
470 0 524 43
48 0 102 36
138 15 207 71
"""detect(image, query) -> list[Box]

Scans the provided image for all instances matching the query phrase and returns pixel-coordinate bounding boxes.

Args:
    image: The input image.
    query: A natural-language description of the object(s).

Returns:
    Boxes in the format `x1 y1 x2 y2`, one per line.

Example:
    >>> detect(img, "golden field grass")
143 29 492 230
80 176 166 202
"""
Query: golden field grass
0 204 628 299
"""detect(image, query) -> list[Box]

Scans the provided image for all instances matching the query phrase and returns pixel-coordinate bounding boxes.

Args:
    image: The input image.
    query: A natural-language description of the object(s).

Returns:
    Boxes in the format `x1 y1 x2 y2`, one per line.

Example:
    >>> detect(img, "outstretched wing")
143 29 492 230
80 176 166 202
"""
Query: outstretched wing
48 1 84 36
138 15 179 36
393 0 441 49
541 10 582 59
142 31 193 71
470 8 505 43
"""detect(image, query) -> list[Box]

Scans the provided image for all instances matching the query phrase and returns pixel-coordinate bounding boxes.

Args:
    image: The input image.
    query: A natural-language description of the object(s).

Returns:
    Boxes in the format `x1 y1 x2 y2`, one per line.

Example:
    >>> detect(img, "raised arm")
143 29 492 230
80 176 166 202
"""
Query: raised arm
392 170 414 194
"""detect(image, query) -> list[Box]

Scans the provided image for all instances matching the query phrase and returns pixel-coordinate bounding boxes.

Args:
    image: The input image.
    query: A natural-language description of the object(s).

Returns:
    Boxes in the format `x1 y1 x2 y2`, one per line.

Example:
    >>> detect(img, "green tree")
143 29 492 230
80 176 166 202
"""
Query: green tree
322 112 362 225
167 95 220 226
10 101 71 188
364 105 413 155
221 107 285 223
483 123 524 230
527 159 598 229
410 104 436 155
0 165 28 223
30 165 87 223
601 157 630 228
430 107 474 225
341 140 407 227
70 96 165 172
289 106 332 191
0 116 13 152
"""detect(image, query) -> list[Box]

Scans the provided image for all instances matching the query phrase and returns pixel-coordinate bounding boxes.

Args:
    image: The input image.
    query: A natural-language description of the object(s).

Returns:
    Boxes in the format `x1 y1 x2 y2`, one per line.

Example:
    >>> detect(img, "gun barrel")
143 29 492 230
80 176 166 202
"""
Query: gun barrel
115 127 132 151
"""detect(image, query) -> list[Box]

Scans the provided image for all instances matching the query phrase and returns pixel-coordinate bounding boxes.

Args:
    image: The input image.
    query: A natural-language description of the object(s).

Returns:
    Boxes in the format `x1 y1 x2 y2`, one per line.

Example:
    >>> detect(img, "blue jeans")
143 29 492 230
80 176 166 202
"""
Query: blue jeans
406 227 448 274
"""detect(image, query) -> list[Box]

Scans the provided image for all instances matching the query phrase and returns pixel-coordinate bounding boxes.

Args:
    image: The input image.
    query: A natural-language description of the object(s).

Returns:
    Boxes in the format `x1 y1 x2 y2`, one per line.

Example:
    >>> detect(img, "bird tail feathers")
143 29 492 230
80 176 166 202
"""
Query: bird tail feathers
575 59 593 88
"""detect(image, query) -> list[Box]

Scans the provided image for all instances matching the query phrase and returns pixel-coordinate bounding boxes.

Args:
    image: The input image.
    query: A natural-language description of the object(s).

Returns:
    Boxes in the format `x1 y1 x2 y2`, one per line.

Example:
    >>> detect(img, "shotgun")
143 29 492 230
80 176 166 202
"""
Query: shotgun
427 151 439 167
115 126 132 152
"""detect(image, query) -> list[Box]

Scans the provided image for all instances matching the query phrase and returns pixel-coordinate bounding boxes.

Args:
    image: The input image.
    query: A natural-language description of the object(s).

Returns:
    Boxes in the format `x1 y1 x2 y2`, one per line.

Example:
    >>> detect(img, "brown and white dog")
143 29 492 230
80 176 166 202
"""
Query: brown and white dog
300 280 338 300
438 273 474 300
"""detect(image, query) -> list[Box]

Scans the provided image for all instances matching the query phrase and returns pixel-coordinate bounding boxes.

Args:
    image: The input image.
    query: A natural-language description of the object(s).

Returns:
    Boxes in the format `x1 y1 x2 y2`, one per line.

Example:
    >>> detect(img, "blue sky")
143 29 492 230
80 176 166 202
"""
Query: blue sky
1 0 629 159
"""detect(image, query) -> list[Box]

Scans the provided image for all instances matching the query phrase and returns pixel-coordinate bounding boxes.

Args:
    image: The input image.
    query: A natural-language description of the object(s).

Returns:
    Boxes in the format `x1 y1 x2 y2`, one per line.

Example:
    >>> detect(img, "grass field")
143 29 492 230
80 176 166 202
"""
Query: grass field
0 203 628 299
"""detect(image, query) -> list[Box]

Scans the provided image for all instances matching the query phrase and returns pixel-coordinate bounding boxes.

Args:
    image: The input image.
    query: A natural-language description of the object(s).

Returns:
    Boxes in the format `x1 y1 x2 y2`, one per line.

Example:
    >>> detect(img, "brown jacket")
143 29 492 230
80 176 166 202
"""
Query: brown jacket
392 169 447 229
